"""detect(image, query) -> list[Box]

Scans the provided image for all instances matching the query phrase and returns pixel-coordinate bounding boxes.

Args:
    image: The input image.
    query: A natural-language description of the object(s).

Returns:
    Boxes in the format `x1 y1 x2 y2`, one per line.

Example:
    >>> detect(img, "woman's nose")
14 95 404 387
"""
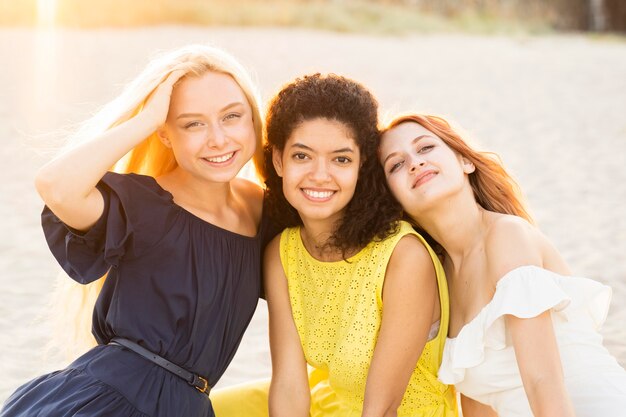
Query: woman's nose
409 156 425 172
206 125 227 148
310 159 331 182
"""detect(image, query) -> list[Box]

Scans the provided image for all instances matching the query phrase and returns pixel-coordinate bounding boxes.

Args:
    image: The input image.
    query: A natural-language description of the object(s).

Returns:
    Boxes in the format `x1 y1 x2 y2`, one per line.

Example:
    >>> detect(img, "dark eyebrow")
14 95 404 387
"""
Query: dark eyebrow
382 134 431 164
176 102 245 119
290 143 355 153
291 143 314 151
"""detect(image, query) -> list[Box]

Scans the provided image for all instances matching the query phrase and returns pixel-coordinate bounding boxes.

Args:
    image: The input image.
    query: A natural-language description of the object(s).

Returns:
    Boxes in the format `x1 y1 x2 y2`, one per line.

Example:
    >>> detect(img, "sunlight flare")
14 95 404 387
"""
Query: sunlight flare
37 0 57 27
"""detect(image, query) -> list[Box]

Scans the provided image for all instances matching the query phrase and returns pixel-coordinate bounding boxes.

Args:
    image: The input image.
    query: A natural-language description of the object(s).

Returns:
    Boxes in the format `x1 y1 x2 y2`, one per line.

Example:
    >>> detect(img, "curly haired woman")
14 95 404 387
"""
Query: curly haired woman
212 74 458 417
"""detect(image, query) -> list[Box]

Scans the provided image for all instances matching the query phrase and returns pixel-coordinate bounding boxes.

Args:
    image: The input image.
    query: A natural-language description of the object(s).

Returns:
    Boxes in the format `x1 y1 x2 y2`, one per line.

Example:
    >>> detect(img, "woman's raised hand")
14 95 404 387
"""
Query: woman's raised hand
35 69 188 231
140 70 187 130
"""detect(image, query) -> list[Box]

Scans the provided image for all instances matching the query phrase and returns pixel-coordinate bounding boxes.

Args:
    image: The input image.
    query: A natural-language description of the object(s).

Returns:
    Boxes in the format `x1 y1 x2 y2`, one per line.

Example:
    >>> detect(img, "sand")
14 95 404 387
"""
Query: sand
1 26 625 402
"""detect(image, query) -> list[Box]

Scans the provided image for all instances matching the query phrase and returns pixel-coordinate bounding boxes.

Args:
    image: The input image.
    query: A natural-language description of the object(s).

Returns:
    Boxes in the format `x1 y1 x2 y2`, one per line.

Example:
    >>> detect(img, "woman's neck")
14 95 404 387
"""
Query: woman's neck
413 187 488 272
299 216 346 262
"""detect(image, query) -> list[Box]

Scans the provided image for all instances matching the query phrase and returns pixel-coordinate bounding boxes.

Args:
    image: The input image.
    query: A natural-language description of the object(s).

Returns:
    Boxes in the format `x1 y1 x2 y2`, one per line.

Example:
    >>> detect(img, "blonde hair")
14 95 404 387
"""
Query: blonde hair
49 44 264 359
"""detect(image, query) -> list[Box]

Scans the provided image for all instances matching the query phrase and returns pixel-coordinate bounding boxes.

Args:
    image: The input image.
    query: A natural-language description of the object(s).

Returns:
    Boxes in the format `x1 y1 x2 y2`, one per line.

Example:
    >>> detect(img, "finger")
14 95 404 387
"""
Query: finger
162 69 187 87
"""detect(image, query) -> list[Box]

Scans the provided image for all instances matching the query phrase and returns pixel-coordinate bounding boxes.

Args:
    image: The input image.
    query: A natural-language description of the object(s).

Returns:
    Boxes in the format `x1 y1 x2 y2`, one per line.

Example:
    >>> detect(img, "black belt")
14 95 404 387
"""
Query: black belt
109 337 210 396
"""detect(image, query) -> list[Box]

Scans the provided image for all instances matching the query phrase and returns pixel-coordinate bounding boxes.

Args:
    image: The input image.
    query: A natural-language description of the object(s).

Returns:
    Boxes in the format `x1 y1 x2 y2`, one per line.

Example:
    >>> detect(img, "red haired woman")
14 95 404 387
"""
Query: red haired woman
379 114 626 417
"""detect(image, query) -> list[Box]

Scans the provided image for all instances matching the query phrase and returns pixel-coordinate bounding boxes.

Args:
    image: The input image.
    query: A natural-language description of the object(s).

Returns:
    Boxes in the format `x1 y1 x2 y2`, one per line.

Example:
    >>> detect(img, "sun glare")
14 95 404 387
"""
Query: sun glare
28 0 59 131
37 0 57 27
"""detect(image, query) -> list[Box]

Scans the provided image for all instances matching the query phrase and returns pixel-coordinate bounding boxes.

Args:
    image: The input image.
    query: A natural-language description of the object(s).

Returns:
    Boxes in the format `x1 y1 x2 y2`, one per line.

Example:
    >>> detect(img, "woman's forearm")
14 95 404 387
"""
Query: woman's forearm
35 113 157 207
507 313 575 417
268 379 310 417
361 404 398 417
524 376 575 417
35 70 182 214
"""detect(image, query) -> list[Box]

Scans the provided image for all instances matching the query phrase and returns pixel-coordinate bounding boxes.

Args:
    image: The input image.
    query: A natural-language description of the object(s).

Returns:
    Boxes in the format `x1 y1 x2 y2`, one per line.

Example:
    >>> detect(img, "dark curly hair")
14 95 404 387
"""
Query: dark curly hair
264 73 402 255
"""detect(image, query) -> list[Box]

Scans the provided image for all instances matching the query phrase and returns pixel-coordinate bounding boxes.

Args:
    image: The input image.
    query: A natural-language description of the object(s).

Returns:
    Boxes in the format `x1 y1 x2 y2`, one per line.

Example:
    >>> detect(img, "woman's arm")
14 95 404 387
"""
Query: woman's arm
486 216 575 417
34 70 184 232
361 235 438 417
461 395 498 417
507 311 575 417
264 236 310 417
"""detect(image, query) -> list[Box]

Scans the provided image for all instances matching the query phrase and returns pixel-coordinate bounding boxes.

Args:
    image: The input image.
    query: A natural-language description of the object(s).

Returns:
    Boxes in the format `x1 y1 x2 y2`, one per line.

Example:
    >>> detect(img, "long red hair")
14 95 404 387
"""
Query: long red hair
383 114 533 223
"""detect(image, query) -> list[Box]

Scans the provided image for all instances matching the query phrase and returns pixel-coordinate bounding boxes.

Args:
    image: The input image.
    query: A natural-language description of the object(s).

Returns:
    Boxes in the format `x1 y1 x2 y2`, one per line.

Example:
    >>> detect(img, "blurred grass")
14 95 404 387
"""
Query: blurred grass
0 0 553 35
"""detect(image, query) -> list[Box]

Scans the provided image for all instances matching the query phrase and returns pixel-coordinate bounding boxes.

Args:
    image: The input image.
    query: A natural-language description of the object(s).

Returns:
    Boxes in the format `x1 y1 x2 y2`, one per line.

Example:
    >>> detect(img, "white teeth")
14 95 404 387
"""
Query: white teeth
303 189 334 199
205 152 234 163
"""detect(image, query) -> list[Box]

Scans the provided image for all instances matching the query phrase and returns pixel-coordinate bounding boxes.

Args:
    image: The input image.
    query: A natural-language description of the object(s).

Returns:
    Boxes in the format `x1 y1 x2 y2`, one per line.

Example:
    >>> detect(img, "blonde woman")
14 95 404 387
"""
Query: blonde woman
1 45 274 417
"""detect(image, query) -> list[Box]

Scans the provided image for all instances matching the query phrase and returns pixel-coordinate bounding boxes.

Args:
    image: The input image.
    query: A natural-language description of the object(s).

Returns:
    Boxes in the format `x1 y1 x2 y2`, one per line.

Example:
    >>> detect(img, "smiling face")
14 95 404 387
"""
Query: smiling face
273 118 360 227
379 121 475 217
158 71 256 183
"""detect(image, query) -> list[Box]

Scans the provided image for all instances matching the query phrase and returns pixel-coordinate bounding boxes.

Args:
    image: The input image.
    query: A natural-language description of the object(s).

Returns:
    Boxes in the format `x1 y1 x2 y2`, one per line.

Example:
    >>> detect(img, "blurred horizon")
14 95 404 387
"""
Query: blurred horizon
1 0 625 35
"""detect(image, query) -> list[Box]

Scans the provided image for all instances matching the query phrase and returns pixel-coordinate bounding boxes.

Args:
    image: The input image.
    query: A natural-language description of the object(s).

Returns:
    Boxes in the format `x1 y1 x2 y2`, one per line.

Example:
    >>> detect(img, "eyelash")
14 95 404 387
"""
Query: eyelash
183 113 241 128
291 154 352 164
388 145 435 173
389 161 403 174
419 145 434 153
184 121 202 129
223 113 241 121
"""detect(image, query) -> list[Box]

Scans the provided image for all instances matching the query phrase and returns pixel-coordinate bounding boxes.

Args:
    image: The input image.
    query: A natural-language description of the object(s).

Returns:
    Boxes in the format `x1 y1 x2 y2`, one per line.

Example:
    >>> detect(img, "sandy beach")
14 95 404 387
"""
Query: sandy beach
0 26 625 402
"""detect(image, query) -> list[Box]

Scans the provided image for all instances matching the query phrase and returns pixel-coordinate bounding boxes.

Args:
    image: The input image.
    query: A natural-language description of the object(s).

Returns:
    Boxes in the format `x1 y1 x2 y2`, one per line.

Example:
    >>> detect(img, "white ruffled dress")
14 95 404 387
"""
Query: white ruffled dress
439 266 626 417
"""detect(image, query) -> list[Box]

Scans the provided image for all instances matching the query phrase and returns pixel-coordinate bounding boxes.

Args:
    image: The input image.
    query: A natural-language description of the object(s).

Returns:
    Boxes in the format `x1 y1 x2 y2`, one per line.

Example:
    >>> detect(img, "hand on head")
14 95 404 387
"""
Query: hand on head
141 69 188 131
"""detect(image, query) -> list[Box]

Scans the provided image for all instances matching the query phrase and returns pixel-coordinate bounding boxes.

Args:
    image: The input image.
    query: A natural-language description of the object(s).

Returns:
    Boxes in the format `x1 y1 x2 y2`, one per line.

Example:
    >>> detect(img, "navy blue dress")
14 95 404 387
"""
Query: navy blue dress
1 172 276 417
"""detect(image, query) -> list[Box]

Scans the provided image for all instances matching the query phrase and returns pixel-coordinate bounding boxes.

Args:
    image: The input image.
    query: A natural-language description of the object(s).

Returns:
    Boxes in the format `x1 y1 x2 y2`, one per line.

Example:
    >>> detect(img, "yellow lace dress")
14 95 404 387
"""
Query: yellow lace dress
212 221 457 417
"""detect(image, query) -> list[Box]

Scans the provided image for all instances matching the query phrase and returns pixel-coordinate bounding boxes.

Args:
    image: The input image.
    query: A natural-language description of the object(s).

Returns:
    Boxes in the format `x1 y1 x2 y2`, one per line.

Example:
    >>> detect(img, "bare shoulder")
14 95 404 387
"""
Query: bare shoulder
233 177 264 203
391 234 432 266
263 233 284 275
485 214 539 246
483 213 544 285
387 234 436 284
484 214 571 280
264 233 282 261
263 233 287 291
382 233 438 321
233 177 264 220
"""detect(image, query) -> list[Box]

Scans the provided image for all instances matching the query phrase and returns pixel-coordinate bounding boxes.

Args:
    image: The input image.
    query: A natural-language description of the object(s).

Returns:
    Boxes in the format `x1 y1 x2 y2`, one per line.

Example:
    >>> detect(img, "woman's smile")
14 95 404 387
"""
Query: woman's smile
201 150 237 166
301 187 336 202
412 169 438 189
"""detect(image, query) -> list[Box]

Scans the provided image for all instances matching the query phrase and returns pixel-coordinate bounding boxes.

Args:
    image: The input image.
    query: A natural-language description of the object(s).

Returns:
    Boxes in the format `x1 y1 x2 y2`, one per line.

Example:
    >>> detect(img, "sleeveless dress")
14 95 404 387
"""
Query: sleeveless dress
438 265 626 417
1 172 276 417
212 221 457 417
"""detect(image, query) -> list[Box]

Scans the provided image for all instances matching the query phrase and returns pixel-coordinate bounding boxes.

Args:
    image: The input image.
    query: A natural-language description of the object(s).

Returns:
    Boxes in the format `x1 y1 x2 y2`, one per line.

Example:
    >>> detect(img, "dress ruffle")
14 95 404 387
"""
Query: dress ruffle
3 367 150 417
439 265 612 385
